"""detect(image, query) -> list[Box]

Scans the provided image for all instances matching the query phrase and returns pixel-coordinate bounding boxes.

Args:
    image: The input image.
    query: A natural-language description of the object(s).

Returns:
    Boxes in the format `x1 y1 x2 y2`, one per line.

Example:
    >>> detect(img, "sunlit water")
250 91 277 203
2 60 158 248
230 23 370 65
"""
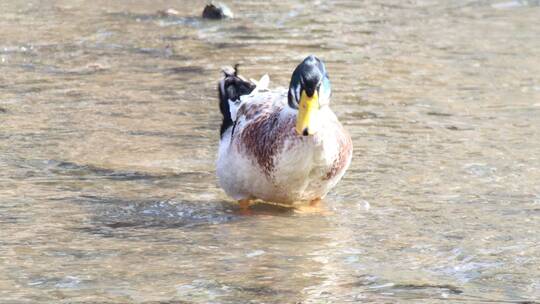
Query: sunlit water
1 0 540 303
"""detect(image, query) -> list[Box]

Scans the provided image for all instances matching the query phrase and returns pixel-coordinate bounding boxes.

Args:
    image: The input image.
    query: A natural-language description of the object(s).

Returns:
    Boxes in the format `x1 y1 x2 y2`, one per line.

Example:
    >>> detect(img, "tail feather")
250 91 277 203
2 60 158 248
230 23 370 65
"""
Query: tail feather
218 65 256 137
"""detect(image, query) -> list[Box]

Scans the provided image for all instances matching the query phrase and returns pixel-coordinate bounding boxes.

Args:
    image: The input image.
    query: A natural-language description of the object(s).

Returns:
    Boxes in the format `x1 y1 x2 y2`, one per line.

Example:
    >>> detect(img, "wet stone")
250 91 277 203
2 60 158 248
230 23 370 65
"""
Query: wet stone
202 2 234 19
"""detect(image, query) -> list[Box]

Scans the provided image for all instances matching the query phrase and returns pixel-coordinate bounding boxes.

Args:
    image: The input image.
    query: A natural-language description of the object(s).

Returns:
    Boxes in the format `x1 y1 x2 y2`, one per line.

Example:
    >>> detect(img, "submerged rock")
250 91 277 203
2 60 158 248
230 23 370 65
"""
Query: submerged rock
157 8 180 17
202 2 233 19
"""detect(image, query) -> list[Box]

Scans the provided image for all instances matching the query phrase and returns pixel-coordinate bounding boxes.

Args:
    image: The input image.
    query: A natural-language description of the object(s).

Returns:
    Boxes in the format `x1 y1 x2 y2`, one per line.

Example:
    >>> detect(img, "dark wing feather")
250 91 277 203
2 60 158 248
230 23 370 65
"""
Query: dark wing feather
218 65 256 137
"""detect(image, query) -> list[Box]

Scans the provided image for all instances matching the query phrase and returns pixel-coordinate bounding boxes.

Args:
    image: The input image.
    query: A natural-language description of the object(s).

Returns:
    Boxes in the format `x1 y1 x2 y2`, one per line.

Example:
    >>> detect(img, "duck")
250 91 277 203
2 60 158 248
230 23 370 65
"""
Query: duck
216 55 352 208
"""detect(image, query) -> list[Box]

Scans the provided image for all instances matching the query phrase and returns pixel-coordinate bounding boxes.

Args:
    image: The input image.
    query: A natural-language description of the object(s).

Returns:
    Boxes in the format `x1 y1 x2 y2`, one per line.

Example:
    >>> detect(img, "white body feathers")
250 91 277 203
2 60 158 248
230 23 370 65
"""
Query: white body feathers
217 76 352 204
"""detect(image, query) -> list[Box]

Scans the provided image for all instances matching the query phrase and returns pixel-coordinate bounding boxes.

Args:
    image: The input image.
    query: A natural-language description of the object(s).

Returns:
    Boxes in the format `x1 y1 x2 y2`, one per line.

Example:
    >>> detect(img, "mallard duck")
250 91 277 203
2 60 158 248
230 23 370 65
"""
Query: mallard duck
216 55 352 207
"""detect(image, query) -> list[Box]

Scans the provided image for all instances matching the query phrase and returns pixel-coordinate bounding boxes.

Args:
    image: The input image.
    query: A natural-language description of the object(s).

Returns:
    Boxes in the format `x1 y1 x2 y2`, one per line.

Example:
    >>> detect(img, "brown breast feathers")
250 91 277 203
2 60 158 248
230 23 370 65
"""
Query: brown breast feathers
238 108 296 177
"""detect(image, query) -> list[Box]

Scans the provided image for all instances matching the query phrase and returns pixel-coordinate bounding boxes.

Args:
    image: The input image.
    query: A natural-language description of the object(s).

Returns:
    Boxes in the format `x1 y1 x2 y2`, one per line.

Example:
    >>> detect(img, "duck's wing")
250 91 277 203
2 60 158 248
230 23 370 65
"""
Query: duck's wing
218 66 256 138
218 65 293 174
218 65 282 135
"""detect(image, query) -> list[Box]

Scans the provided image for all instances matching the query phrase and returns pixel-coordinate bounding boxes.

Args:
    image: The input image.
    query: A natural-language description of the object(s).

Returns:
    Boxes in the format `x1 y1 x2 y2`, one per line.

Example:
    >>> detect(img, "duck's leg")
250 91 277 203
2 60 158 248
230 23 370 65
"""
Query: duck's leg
295 198 330 214
237 199 252 215
309 198 322 207
239 199 251 209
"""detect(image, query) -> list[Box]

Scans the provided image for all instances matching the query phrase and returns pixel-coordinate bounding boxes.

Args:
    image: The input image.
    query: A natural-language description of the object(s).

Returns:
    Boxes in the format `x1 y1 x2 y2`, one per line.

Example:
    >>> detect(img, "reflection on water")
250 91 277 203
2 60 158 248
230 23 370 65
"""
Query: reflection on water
1 0 540 302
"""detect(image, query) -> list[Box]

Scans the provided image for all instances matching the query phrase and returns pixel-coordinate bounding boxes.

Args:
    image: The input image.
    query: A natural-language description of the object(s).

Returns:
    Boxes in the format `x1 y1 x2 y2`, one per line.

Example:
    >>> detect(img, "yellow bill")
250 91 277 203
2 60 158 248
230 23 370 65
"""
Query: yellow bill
295 90 319 136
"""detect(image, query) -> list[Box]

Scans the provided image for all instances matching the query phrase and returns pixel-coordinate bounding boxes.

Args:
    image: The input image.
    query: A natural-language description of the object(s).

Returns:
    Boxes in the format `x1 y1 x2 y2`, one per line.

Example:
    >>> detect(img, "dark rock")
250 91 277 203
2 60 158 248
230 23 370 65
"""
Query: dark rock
202 2 233 19
0 107 6 113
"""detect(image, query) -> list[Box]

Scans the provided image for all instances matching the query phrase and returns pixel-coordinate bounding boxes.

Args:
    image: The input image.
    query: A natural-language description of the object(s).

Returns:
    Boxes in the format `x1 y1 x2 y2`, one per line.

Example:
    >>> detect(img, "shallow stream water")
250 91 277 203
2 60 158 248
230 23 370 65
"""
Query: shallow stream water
1 0 540 303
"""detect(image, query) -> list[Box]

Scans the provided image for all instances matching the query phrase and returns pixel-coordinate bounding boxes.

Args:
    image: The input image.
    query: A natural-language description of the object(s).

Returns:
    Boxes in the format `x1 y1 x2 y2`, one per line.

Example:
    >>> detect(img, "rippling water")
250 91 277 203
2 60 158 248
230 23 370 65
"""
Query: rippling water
1 0 540 302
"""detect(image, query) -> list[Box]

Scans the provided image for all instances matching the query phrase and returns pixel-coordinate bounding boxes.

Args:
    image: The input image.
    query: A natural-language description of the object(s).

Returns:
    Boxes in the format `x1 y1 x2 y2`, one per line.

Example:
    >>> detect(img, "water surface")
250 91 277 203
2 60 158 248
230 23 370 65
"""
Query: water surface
1 0 540 303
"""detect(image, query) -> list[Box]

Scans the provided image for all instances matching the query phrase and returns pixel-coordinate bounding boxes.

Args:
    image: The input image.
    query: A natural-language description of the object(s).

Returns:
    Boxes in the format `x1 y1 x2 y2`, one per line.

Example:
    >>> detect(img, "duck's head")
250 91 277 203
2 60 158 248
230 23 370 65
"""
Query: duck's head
288 55 331 136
